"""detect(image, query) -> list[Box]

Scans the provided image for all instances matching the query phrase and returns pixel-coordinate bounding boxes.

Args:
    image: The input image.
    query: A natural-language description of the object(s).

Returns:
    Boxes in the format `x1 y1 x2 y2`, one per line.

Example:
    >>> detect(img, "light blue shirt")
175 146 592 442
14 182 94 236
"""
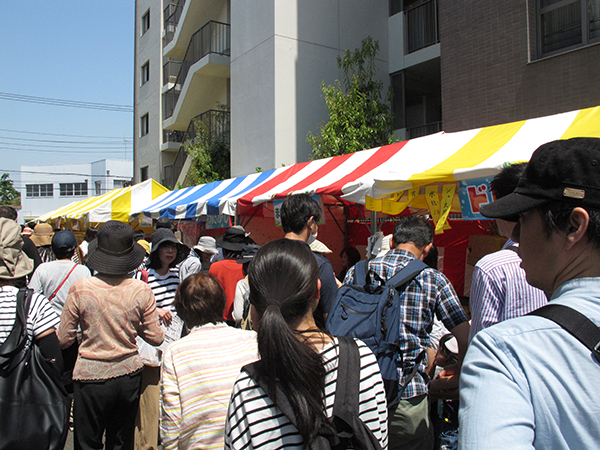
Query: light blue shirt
459 277 600 450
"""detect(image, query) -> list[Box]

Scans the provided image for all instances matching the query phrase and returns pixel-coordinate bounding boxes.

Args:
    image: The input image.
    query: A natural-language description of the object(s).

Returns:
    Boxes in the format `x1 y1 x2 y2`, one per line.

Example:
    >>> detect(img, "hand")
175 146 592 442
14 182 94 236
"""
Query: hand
157 308 172 326
429 365 460 400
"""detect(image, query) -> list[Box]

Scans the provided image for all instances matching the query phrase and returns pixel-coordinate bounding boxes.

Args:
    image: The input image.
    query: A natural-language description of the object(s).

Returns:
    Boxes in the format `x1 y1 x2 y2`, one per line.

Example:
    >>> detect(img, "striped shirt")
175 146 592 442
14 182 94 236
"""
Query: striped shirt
225 338 388 450
344 249 468 399
468 240 548 342
0 286 60 346
160 323 258 450
136 268 180 312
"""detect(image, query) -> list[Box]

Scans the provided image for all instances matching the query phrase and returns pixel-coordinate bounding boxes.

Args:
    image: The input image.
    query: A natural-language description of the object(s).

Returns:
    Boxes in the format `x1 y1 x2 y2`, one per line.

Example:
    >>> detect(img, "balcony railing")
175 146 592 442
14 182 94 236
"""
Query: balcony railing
406 0 439 53
163 59 182 86
163 109 230 188
163 0 186 46
163 129 186 145
407 121 442 139
163 87 180 120
162 21 230 120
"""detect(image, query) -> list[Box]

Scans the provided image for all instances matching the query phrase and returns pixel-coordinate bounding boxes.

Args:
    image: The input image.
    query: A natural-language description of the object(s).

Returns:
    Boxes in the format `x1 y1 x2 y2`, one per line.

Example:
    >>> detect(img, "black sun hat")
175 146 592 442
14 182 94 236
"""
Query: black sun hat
86 221 147 275
150 228 189 266
480 137 600 221
217 226 252 252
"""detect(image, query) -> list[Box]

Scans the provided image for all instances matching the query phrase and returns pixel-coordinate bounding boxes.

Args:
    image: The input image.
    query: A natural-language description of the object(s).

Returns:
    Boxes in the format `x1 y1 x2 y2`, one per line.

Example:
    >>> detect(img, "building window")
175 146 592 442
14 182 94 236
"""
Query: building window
95 180 102 195
113 179 126 189
140 166 149 182
60 182 88 197
538 0 600 57
141 61 150 85
390 0 403 16
26 184 53 198
140 114 149 137
142 10 150 35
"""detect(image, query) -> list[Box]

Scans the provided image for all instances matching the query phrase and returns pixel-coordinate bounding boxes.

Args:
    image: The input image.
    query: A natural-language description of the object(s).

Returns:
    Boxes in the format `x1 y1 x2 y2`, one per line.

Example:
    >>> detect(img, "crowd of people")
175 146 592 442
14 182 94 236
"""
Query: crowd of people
1 137 600 450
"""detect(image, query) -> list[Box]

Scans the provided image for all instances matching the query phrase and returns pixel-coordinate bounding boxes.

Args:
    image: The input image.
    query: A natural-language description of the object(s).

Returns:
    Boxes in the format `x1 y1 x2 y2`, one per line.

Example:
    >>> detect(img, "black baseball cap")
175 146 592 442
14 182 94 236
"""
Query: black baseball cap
480 138 600 221
51 230 78 254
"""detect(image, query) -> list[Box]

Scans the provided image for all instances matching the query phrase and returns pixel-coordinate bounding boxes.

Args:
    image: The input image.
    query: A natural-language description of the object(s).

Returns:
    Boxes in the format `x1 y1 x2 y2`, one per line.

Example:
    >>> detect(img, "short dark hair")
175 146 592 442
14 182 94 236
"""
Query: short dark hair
490 163 527 199
54 248 75 260
84 227 98 242
280 194 321 234
0 206 17 221
539 202 600 249
340 247 361 267
175 273 226 327
133 230 145 242
392 216 433 248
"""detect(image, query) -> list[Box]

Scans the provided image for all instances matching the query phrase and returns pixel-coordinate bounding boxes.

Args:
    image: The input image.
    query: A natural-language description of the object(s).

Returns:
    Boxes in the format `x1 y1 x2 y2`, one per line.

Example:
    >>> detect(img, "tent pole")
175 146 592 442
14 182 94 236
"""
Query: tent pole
370 210 377 236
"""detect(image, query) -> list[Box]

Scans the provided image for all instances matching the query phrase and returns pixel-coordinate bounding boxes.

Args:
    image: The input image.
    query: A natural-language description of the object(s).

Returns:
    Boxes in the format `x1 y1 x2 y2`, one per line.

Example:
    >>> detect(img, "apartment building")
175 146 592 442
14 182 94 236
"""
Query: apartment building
134 0 600 187
20 159 133 221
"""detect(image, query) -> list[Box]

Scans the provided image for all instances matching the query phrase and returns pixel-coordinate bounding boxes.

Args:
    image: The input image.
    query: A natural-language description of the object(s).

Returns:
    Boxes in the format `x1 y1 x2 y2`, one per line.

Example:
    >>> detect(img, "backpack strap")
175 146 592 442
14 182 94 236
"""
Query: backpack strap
354 260 369 287
528 303 600 363
386 259 428 290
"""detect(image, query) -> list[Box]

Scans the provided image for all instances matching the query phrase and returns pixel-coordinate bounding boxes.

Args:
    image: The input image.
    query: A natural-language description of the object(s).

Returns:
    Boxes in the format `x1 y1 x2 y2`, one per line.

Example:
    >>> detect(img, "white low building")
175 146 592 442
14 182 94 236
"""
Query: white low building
19 159 133 222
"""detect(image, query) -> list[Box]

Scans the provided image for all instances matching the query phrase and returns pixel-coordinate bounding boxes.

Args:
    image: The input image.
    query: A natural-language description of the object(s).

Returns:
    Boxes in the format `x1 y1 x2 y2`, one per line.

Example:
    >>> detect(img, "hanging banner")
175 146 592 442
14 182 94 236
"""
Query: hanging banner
425 185 452 234
365 196 383 212
437 184 456 234
458 176 495 220
206 215 232 229
382 188 419 215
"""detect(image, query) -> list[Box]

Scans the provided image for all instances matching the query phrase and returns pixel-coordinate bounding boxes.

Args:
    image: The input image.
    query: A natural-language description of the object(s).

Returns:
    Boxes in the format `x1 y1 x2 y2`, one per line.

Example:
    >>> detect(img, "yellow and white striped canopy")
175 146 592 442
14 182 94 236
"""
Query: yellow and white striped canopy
36 179 168 223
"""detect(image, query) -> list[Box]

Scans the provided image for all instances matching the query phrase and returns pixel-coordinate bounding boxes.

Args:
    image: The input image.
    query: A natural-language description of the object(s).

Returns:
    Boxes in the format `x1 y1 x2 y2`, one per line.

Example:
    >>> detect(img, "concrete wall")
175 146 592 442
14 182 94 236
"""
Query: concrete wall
230 0 389 177
439 0 600 132
134 0 163 183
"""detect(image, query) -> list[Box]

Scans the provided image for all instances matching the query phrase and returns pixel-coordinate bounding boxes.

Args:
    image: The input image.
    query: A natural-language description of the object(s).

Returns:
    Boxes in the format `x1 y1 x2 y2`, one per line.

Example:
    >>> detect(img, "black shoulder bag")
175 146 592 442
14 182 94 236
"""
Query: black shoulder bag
0 288 69 450
243 335 383 450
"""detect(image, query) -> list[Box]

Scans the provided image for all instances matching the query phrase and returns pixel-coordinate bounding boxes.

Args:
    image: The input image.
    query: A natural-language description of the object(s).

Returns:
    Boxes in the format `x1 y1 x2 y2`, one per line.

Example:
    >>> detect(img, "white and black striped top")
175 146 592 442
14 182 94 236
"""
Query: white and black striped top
225 337 389 449
0 286 60 346
136 267 180 312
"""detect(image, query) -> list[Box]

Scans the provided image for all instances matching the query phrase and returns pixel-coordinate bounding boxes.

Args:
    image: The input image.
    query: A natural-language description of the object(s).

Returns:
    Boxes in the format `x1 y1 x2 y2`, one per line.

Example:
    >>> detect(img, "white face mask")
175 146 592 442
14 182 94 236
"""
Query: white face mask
306 222 318 245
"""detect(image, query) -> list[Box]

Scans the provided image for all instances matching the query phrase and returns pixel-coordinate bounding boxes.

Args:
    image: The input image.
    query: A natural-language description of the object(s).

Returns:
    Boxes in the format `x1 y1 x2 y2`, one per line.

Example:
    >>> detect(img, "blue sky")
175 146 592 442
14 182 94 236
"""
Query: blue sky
0 1 135 191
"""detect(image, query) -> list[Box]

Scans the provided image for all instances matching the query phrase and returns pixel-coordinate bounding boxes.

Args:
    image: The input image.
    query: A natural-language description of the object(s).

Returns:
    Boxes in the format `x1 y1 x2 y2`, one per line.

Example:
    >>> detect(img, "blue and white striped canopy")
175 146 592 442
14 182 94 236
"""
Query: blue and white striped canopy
135 169 279 219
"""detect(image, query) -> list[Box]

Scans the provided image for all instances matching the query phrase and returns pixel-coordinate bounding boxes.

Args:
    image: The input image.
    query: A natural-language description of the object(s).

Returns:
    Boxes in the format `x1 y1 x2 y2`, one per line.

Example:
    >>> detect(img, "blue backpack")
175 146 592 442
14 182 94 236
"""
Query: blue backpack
326 258 427 411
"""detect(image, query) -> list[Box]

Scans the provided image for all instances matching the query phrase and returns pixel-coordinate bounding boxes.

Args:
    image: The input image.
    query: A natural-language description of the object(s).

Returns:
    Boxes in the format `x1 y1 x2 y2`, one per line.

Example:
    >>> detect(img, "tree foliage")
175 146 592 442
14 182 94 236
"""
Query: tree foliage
0 173 20 206
307 37 395 159
184 108 231 186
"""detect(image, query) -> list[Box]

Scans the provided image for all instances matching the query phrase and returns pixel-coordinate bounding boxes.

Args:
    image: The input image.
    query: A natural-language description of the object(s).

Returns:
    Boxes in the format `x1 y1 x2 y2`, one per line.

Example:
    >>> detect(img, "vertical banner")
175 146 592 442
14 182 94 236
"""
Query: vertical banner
382 188 419 215
458 176 495 220
425 185 453 234
437 184 456 234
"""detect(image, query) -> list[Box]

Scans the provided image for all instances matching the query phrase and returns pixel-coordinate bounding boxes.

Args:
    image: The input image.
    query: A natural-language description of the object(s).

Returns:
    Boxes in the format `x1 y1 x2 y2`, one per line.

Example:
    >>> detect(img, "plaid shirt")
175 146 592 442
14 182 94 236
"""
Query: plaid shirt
344 249 468 399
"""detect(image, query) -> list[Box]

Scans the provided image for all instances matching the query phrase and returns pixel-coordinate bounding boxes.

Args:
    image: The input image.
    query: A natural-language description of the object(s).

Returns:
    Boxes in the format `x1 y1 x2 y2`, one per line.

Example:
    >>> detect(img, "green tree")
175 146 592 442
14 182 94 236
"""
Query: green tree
0 173 20 205
184 109 231 186
307 37 395 159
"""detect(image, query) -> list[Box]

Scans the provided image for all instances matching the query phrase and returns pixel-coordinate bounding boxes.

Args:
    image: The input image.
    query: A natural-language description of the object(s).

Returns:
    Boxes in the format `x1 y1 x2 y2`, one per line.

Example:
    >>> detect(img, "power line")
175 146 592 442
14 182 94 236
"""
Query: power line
0 141 131 149
0 147 131 154
0 136 132 145
0 92 133 113
0 127 132 139
2 169 131 178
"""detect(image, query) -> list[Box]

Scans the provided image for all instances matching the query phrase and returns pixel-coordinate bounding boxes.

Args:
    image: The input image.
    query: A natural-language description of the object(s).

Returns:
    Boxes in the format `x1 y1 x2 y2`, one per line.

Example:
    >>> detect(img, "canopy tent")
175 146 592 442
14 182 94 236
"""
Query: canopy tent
137 106 600 221
37 179 168 224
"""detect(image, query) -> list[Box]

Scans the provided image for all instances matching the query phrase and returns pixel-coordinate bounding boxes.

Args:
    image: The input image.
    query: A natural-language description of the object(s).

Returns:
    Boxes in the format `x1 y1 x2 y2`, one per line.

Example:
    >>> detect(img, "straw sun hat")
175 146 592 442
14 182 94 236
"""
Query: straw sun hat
30 223 54 247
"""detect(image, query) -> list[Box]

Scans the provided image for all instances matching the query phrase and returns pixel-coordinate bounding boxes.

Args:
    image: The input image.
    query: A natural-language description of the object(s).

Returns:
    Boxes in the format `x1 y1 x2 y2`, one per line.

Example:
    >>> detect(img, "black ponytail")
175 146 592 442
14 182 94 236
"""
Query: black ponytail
248 239 329 445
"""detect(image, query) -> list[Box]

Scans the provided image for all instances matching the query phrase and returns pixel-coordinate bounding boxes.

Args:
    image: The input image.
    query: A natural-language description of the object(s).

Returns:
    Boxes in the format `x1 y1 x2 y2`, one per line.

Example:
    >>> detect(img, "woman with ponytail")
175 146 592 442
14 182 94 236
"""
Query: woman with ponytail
225 239 388 449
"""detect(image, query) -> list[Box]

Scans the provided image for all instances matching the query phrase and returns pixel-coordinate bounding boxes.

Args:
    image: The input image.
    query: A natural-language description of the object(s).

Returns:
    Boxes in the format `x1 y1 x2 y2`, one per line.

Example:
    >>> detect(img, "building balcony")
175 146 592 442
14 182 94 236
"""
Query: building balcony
407 121 442 139
163 0 186 46
163 0 228 59
163 59 183 88
162 21 230 129
161 129 186 152
406 0 439 54
163 109 230 189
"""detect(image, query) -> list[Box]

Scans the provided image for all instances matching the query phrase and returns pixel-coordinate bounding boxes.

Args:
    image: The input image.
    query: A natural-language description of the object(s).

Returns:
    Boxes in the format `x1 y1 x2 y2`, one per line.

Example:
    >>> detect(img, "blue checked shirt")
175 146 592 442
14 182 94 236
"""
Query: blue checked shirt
344 249 469 399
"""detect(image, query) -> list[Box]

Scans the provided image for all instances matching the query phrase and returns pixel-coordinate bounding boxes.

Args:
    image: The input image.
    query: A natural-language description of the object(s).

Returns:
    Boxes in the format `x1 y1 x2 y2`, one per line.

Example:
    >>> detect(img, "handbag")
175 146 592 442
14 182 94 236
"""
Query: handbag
0 288 70 450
